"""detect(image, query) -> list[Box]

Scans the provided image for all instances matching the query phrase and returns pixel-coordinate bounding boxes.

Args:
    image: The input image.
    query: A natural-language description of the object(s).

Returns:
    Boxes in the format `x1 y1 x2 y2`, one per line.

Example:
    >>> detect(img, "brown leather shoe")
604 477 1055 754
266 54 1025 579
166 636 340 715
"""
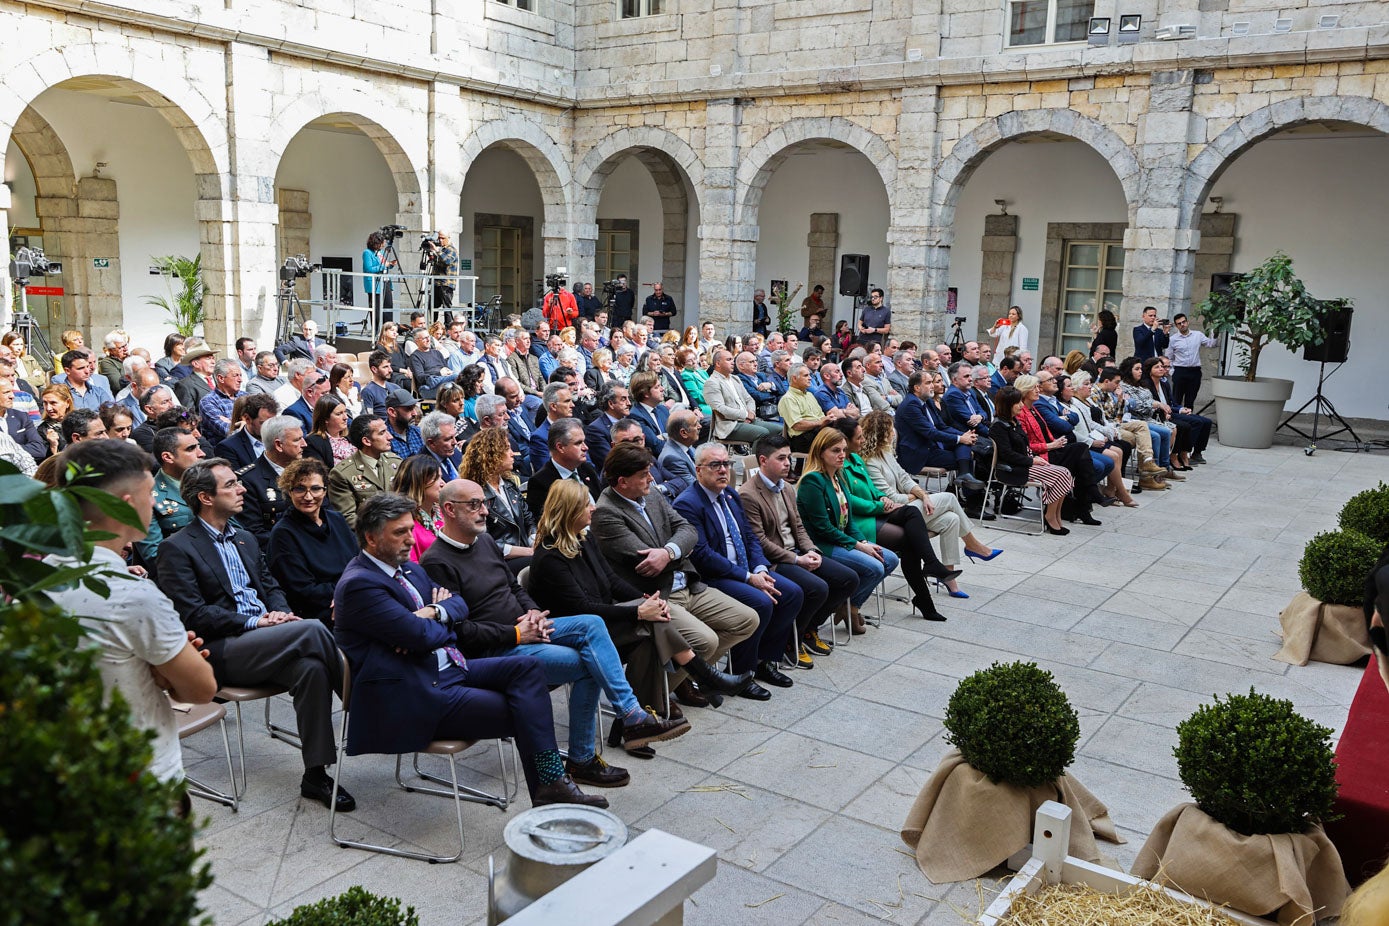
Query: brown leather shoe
622 712 691 750
849 604 867 635
565 754 630 788
672 678 709 708
1139 459 1165 474
1138 475 1169 491
533 774 609 809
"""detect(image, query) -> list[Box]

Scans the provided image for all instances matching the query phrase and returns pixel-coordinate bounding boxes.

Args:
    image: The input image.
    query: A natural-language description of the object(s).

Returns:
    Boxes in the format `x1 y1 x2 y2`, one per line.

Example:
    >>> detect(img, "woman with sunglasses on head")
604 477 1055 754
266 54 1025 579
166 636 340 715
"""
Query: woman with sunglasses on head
266 458 356 627
392 454 445 562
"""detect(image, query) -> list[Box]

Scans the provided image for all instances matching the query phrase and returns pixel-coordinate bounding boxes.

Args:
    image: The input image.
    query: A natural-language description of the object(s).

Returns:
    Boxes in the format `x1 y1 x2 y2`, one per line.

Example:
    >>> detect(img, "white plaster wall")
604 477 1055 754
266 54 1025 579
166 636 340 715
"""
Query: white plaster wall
274 127 400 304
1210 132 1389 421
949 140 1129 355
596 155 664 305
459 146 545 305
27 88 200 351
3 140 39 228
753 146 890 329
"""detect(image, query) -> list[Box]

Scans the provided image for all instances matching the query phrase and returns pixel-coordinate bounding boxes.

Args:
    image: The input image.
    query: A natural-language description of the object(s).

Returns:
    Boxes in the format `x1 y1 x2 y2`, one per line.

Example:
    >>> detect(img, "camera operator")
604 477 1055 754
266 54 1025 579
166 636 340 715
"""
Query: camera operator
642 281 677 332
420 230 458 311
576 282 602 320
542 271 579 333
610 274 636 327
363 230 397 319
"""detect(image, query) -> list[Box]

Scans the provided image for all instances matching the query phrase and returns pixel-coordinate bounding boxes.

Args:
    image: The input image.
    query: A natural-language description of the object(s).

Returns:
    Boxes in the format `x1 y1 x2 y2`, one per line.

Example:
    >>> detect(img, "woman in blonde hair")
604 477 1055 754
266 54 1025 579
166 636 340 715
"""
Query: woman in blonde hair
859 410 1002 578
528 479 754 729
460 426 534 574
1063 349 1088 375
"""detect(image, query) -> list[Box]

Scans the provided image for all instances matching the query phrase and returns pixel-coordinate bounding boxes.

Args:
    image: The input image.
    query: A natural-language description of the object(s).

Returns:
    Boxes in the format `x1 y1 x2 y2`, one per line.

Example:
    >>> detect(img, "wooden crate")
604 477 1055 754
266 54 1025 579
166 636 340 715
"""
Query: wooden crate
978 802 1275 926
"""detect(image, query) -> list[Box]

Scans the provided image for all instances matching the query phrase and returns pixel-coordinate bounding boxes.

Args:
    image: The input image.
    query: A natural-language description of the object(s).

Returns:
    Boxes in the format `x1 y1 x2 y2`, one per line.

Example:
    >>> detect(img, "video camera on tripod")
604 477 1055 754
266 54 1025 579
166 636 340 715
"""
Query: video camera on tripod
380 224 408 242
544 268 568 294
8 246 57 284
279 254 321 285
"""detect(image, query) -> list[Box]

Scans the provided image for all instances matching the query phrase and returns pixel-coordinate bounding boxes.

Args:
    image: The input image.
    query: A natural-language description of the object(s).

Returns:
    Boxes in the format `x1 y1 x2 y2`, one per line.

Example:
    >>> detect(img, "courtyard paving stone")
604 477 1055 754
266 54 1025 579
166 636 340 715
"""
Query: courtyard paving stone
185 443 1377 925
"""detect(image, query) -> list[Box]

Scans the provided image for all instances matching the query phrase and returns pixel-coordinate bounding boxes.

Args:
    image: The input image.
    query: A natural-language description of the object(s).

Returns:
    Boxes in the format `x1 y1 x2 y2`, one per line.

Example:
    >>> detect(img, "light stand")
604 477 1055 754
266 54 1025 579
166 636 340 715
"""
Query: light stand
1275 359 1360 455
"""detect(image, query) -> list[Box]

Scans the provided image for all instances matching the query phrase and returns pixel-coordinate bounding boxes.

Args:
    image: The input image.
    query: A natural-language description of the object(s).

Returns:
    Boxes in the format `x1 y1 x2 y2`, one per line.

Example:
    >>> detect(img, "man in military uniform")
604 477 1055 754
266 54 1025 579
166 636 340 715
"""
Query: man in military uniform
328 414 402 529
133 426 207 567
234 414 305 546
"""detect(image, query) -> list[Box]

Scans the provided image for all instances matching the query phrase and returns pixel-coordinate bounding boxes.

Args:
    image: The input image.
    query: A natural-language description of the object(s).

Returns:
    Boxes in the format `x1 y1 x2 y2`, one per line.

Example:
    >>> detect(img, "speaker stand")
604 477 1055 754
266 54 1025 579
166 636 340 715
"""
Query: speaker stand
1275 359 1360 454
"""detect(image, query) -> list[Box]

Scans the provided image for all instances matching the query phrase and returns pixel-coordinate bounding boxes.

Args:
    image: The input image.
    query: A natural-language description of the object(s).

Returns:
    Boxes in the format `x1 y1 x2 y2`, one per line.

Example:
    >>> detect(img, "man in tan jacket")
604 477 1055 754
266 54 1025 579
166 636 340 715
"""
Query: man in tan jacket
738 433 858 658
703 348 780 443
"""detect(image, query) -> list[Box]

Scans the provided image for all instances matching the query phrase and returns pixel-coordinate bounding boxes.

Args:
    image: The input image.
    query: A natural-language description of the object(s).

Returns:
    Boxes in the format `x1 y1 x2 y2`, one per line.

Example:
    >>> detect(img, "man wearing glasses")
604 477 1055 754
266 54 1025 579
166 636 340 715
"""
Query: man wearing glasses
284 369 331 433
857 287 891 349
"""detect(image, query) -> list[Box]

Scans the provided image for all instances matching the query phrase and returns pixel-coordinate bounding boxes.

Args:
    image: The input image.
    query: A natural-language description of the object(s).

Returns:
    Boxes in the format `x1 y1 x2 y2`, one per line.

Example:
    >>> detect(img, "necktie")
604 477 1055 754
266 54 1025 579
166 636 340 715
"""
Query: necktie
718 495 748 569
440 455 458 481
206 376 214 390
395 568 465 669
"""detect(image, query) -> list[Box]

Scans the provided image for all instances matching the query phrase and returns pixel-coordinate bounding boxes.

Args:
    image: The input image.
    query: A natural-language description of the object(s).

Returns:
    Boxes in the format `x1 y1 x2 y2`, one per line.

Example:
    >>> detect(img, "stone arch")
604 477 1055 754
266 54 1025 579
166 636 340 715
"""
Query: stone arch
0 45 227 186
8 106 76 201
575 126 704 222
736 117 896 227
268 94 428 216
461 119 572 228
934 109 1141 235
1183 95 1389 228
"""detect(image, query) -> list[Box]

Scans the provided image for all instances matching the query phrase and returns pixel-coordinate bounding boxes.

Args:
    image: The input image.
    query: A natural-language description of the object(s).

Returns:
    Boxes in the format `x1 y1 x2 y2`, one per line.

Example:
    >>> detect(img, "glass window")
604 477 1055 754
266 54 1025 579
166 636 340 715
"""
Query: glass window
595 226 634 284
1059 240 1124 356
479 226 523 317
495 0 535 9
1007 0 1095 46
621 0 664 18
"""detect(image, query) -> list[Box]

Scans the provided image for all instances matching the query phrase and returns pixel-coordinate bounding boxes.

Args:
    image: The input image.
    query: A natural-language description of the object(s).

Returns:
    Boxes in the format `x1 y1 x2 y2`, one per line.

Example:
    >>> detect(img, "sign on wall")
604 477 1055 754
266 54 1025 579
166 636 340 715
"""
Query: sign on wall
92 258 110 268
1021 277 1039 291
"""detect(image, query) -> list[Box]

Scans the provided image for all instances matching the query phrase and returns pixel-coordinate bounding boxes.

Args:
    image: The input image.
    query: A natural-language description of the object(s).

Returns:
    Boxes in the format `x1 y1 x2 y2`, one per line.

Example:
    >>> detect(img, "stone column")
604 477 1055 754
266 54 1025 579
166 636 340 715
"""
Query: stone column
1190 210 1236 404
976 213 1018 340
0 183 11 327
696 98 754 333
1121 69 1202 350
806 212 838 304
41 176 123 335
891 86 943 346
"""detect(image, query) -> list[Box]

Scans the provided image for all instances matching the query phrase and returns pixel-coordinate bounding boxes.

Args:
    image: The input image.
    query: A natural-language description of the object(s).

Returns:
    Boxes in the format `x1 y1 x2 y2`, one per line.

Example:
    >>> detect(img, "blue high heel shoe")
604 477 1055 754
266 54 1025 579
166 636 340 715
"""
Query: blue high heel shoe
965 548 1004 563
932 580 970 599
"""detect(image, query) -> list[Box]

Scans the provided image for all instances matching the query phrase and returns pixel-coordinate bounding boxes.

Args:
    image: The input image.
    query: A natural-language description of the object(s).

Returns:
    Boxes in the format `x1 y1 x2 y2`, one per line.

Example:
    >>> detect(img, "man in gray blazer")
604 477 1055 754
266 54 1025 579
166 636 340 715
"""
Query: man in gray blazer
591 441 758 709
656 407 702 497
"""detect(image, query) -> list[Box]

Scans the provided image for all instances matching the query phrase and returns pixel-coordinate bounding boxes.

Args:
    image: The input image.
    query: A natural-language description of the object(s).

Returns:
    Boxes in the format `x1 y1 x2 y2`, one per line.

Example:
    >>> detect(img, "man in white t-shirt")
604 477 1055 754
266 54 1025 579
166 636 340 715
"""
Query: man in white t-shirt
46 439 217 786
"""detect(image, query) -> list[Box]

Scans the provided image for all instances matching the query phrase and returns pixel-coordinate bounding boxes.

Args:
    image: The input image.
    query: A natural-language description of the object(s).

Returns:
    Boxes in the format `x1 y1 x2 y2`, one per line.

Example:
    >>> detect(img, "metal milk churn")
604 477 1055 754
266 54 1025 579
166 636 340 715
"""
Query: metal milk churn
487 804 628 924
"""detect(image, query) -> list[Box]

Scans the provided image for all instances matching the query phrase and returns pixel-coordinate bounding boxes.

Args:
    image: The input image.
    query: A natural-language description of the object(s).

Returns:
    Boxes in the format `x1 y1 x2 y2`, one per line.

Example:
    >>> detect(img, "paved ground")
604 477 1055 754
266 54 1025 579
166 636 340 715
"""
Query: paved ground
182 441 1384 925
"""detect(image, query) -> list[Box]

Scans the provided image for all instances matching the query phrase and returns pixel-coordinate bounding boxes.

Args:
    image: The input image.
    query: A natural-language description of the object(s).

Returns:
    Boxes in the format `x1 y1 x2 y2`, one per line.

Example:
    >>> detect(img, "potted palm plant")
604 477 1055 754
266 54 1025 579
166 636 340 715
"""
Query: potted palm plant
1199 252 1345 448
145 254 205 337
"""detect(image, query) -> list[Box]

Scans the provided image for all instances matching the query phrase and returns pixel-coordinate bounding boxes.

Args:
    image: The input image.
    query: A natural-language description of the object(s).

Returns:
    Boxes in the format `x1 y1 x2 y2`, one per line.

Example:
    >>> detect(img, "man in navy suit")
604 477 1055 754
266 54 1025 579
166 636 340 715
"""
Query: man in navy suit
942 362 990 437
626 372 669 455
333 492 603 807
1132 306 1170 360
584 382 630 474
214 393 278 470
284 368 331 433
1032 370 1079 439
155 457 351 811
673 442 802 700
1 382 45 462
529 381 575 473
656 408 701 497
989 355 1019 396
895 371 985 489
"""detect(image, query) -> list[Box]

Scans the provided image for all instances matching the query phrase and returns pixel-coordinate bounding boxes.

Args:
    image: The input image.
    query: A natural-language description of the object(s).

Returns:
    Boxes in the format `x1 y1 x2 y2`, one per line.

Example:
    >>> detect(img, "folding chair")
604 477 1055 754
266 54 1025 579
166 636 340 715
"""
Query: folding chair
980 443 1045 535
215 685 297 798
330 653 519 864
177 700 239 811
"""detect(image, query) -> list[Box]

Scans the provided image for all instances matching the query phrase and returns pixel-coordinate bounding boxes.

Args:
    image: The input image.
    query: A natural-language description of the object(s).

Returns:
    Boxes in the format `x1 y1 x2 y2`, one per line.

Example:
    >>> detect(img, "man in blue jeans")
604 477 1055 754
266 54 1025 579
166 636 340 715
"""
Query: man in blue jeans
420 478 689 788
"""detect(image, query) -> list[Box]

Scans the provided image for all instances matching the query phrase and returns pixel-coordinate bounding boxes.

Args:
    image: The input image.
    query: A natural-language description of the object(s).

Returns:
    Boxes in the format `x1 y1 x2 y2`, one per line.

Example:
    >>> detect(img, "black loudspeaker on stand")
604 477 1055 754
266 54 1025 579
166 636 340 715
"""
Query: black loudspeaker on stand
838 254 869 297
1276 304 1359 454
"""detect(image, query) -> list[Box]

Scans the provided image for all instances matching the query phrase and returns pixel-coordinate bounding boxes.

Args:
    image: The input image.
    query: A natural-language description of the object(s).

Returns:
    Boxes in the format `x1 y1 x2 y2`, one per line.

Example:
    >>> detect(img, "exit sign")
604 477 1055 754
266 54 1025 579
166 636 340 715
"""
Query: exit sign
92 258 110 268
1021 277 1039 291
459 258 473 272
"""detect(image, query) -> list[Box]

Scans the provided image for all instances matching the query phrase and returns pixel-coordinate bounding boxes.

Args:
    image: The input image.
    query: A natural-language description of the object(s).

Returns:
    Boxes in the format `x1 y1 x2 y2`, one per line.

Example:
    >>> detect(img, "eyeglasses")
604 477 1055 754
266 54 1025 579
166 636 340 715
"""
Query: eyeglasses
455 499 487 512
699 460 732 470
290 485 326 496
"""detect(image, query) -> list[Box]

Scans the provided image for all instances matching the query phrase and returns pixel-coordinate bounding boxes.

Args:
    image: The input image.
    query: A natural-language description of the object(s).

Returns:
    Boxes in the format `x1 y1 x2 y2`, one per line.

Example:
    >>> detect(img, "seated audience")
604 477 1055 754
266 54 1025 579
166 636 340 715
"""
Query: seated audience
991 385 1076 535
235 414 305 545
306 396 353 468
267 458 357 627
527 417 602 519
1063 372 1137 508
214 392 278 470
625 372 669 455
328 414 403 529
419 410 463 481
459 426 535 573
135 426 206 564
584 382 631 473
156 457 352 811
391 453 444 563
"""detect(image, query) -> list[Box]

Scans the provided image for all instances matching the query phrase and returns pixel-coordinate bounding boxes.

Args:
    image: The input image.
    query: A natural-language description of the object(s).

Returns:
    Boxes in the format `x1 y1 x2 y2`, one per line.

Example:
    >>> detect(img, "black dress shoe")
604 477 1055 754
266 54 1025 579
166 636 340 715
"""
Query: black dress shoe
533 774 609 809
1191 453 1207 464
957 474 987 491
1079 515 1102 526
736 681 772 701
566 755 631 788
913 597 947 621
1044 523 1071 536
755 661 794 688
928 567 964 582
301 771 355 812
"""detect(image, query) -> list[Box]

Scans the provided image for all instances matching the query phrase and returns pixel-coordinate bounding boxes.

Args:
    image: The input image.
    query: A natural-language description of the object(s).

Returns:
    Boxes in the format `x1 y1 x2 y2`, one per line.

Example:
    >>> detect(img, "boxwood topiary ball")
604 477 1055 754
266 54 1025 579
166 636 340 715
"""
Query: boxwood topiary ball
1299 529 1382 606
1174 689 1339 837
943 661 1080 789
1339 481 1389 546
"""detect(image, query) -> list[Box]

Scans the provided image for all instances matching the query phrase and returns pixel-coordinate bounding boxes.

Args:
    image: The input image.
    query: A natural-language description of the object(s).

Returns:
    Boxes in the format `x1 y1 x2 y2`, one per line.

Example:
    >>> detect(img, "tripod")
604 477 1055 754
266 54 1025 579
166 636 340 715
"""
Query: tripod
948 318 966 356
381 238 419 311
274 278 308 347
1275 359 1360 454
9 283 56 370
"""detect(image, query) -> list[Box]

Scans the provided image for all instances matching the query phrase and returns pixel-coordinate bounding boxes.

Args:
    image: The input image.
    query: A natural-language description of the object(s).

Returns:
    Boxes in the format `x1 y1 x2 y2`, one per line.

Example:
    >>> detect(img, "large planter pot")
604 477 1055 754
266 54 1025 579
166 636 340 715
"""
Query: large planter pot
1211 376 1295 449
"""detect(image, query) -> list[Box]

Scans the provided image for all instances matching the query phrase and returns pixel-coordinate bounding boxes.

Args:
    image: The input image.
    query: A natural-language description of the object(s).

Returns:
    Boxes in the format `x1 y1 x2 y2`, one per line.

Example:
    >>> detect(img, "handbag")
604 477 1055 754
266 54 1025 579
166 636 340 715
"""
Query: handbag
755 401 780 421
970 435 995 459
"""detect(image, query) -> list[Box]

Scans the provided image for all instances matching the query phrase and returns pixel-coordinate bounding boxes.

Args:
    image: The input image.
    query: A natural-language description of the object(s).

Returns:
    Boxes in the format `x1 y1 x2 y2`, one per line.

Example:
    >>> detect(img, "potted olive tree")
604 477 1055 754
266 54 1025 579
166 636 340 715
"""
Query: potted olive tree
1134 690 1350 922
901 662 1122 883
1199 252 1343 449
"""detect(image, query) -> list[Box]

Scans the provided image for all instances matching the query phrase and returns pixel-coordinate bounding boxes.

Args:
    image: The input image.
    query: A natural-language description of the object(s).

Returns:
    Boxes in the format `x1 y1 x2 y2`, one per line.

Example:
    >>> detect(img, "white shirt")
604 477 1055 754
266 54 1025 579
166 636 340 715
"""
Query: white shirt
46 546 190 782
991 321 1030 353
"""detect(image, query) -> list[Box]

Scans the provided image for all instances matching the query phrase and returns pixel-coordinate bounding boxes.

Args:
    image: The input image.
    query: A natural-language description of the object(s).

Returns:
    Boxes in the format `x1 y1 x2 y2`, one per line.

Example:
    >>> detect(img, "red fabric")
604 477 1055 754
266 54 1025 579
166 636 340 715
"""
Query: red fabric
1326 658 1389 885
1017 404 1052 459
542 290 578 332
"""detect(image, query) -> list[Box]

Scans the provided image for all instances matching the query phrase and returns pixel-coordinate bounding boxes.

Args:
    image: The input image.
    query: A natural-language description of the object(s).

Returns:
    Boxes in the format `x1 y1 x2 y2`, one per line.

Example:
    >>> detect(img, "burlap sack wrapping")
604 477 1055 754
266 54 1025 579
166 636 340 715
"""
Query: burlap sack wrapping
1274 591 1371 667
1132 803 1351 924
900 749 1123 884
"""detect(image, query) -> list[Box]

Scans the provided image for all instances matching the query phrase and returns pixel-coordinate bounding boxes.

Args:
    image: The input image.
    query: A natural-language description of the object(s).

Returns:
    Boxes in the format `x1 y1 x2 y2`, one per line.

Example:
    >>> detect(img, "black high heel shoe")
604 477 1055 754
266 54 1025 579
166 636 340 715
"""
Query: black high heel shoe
1045 523 1070 536
913 596 947 621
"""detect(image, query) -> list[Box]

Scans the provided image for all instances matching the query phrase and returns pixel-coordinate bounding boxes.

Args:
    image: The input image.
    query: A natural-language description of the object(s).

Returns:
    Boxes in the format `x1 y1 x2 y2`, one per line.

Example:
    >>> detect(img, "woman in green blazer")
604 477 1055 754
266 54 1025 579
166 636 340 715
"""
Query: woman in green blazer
823 419 956 621
796 427 899 634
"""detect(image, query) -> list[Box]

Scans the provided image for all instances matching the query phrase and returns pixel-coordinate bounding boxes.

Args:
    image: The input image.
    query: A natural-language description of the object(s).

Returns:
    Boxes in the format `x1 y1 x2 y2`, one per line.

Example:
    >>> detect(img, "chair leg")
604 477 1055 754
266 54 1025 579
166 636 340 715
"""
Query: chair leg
232 702 247 799
263 695 302 749
405 750 514 811
185 716 239 811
